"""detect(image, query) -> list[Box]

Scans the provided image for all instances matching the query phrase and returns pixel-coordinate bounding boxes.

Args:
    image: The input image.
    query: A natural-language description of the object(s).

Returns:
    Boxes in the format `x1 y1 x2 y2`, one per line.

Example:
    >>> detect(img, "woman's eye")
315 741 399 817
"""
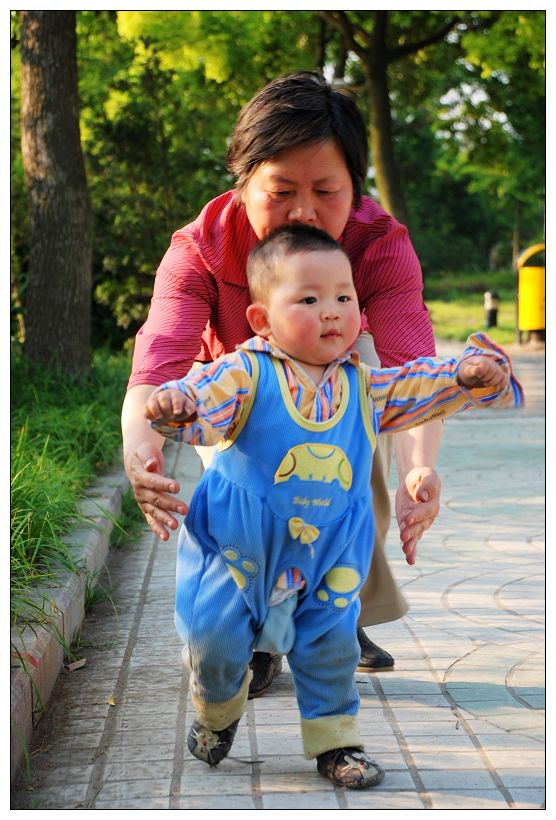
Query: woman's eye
269 190 290 199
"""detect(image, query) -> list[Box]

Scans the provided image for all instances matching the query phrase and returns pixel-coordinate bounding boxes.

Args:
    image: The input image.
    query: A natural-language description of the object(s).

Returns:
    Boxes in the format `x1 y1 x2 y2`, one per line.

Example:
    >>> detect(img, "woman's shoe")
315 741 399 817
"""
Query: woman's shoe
316 747 385 789
187 718 239 766
356 627 394 671
248 652 282 698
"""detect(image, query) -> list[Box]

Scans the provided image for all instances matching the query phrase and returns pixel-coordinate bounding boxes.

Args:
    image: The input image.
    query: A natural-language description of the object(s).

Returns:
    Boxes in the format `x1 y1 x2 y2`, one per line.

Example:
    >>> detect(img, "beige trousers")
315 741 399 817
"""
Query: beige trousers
352 333 408 626
192 334 407 629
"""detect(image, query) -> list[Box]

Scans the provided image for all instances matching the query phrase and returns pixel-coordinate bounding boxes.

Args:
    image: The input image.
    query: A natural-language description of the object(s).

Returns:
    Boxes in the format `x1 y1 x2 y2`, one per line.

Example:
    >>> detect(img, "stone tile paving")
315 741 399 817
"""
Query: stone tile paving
11 345 544 810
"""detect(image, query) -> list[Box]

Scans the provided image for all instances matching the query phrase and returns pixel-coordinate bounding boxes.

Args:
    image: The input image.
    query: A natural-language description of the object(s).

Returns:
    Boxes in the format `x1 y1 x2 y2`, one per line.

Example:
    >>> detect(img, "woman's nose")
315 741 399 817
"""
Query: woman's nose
287 197 316 223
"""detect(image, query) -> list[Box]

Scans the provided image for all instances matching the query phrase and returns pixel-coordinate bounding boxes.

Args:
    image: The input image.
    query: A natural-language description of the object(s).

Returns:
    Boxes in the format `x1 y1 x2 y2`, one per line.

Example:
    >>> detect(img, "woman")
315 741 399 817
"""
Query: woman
122 71 442 696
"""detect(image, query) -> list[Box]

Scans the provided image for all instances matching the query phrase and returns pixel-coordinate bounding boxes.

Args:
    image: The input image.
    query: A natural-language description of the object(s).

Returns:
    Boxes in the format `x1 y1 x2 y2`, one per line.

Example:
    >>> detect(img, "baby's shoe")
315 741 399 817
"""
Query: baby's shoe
316 747 385 789
187 719 239 766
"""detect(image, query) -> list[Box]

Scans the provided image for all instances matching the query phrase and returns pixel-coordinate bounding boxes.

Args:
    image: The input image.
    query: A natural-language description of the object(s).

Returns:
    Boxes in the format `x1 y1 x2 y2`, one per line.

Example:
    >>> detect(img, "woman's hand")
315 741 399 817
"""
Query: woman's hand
395 467 441 565
125 442 189 541
123 385 189 541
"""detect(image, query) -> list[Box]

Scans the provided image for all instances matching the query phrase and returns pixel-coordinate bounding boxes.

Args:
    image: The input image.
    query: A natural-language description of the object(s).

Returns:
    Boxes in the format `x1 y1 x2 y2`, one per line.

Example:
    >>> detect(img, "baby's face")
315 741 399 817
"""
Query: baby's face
264 249 361 367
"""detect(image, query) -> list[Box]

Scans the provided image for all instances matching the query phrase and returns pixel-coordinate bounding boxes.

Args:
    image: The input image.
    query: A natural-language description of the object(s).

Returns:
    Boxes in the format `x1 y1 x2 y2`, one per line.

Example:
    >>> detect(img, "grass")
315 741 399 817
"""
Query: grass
11 427 81 628
424 267 520 345
10 348 132 630
427 297 517 345
423 267 517 302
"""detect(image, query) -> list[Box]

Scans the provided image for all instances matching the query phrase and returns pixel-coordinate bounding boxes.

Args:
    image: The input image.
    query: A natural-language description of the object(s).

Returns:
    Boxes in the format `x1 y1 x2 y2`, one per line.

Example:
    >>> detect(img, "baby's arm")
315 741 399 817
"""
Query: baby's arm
144 388 197 425
457 355 509 391
142 350 254 446
367 332 523 435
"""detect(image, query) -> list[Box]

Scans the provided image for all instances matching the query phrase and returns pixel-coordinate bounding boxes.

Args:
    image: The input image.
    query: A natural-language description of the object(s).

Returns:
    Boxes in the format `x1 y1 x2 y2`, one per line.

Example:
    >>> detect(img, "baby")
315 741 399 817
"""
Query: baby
145 224 523 789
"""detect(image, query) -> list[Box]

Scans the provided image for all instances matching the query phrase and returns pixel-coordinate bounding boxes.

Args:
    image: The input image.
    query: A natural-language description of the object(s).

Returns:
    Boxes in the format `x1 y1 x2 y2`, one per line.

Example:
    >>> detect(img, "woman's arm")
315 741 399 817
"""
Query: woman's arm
122 384 189 541
123 227 218 539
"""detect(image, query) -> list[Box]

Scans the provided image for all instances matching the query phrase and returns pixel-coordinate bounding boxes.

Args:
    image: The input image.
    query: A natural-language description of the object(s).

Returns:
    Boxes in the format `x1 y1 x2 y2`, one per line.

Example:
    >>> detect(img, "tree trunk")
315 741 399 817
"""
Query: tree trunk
20 11 92 376
365 21 410 227
317 15 326 73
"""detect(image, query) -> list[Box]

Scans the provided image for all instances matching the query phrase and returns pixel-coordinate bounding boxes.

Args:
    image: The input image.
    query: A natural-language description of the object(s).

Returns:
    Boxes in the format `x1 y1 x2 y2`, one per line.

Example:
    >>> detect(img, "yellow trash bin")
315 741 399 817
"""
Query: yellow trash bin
517 243 545 334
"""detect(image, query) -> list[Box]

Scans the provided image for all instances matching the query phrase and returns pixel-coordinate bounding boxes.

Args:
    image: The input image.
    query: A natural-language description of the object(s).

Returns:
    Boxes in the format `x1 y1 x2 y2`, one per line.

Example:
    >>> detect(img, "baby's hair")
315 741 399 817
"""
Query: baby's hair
247 224 349 304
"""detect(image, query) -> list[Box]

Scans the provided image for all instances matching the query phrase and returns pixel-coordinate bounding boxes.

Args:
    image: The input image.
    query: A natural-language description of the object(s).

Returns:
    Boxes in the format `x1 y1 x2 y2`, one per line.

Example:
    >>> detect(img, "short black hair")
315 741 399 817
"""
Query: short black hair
227 71 368 208
246 224 349 303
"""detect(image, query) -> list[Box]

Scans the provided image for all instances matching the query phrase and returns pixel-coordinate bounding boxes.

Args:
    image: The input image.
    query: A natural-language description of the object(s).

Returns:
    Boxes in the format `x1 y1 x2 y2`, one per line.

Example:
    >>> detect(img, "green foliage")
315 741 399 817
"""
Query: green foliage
392 109 503 273
435 12 545 216
10 10 545 348
462 11 545 78
10 349 131 626
425 13 545 260
323 10 544 273
117 10 317 93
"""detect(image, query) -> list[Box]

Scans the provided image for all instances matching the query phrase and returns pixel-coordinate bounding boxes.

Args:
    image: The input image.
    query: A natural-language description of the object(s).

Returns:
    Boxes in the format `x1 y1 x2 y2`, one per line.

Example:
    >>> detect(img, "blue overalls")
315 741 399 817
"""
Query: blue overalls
175 351 377 757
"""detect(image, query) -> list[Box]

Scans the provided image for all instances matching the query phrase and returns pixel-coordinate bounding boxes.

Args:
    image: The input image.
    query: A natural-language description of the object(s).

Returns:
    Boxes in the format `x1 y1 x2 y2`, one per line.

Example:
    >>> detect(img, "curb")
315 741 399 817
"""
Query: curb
10 466 130 781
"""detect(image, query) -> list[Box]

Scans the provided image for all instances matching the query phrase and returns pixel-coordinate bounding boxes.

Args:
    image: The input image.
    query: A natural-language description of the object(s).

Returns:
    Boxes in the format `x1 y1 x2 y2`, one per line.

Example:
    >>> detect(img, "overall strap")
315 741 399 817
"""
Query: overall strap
216 350 260 452
356 364 377 452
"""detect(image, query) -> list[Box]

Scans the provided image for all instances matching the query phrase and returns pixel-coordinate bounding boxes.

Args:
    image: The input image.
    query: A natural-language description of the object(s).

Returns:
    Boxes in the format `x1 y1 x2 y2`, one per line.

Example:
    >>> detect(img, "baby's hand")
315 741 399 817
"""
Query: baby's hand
144 389 196 423
458 356 509 391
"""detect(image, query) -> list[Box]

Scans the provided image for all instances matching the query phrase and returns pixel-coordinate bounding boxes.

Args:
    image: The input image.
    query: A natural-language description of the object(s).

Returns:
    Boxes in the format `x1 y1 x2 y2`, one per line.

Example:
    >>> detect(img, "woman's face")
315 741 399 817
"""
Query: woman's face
241 139 354 241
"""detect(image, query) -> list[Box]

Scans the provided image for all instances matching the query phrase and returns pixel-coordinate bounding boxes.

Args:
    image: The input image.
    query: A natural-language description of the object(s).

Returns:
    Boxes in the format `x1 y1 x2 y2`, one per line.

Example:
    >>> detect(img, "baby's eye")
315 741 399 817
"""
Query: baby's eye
338 295 351 302
302 296 317 305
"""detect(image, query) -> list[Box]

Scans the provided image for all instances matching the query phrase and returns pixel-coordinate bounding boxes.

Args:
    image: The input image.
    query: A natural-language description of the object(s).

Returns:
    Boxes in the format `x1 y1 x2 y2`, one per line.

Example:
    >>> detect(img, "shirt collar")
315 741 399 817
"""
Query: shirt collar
238 336 360 381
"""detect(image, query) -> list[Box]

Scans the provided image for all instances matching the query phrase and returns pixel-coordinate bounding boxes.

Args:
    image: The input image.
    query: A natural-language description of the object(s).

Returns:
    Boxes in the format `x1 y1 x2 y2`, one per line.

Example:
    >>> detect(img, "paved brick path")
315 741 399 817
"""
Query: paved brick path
11 344 544 810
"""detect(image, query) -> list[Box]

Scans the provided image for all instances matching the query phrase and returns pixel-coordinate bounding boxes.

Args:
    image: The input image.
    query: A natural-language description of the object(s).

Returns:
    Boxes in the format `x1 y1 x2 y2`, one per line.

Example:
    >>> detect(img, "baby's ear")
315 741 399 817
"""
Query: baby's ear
246 303 271 338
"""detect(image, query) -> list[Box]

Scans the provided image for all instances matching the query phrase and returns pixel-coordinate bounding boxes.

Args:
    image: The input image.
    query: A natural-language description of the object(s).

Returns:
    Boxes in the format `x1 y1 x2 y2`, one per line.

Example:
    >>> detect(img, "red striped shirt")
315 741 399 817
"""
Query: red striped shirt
128 191 435 389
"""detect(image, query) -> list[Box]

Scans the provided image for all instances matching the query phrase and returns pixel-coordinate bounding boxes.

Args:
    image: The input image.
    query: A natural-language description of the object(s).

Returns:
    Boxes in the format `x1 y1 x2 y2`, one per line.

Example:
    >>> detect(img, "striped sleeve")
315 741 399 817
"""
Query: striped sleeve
150 351 253 445
367 333 524 433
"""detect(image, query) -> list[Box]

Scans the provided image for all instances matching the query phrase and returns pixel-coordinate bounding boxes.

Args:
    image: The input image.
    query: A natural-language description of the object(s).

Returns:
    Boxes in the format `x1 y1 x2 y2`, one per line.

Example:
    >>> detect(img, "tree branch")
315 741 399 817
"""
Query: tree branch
388 16 460 63
318 10 370 60
387 11 503 64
